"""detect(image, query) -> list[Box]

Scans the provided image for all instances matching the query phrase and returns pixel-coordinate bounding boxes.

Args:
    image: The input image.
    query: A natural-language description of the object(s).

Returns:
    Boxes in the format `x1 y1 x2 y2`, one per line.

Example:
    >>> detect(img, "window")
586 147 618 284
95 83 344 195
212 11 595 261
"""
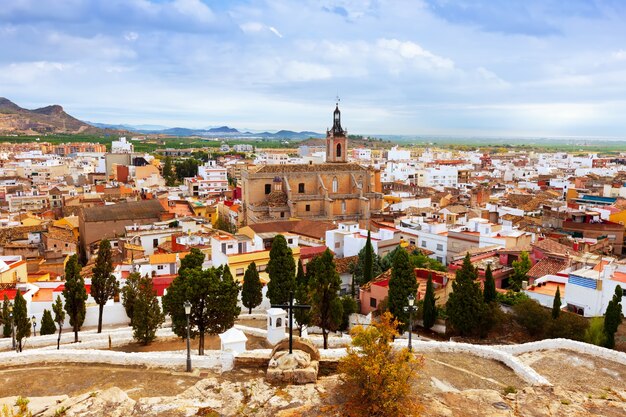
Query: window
436 243 443 251
305 204 310 212
370 298 377 308
257 264 267 272
409 239 415 245
153 238 159 248
298 183 305 193
157 265 164 270
335 242 341 249
280 211 285 218
288 238 293 244
336 143 342 158
265 184 271 194
332 177 338 193
236 268 244 276
437 256 443 263
341 201 346 213
421 240 427 247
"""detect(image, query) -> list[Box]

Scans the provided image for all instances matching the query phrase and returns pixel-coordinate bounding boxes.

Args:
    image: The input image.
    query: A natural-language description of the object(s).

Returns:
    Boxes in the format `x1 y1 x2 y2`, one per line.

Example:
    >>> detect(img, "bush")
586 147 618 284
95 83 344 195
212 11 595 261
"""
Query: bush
39 310 56 336
546 311 588 341
338 312 423 417
497 290 529 306
585 317 606 346
513 299 550 337
340 296 358 332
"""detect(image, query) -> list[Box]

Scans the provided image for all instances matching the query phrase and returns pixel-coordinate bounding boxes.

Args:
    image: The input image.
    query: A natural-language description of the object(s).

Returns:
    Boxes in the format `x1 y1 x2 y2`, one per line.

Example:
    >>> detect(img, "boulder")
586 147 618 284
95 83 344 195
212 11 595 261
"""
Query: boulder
270 337 320 361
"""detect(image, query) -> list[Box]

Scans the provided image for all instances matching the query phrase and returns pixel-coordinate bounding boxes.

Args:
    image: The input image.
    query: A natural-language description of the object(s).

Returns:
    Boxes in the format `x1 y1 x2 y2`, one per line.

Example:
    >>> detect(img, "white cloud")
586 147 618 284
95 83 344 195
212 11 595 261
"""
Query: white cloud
376 38 455 71
268 26 283 38
240 22 283 38
282 61 332 82
612 50 626 61
124 31 139 42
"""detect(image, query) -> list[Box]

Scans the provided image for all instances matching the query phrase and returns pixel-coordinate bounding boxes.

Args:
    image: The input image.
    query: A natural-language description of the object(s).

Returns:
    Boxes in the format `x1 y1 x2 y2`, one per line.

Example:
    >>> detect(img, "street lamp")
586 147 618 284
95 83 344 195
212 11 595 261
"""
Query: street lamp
184 301 192 373
404 294 416 352
31 316 37 337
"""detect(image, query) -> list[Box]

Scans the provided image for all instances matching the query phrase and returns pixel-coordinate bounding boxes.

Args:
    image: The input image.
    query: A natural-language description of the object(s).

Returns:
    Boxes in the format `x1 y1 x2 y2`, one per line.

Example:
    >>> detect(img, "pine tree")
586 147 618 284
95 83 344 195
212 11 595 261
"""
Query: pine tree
363 230 374 285
13 291 30 352
483 262 497 304
552 286 561 319
309 250 343 349
63 254 87 343
39 309 56 336
294 259 311 335
446 253 486 336
351 245 383 287
603 285 623 349
162 156 176 186
511 251 531 291
388 249 418 332
52 295 65 350
121 272 141 326
241 262 262 314
132 276 165 345
2 295 11 338
91 239 118 333
422 274 437 330
266 234 296 305
163 266 240 355
179 247 205 275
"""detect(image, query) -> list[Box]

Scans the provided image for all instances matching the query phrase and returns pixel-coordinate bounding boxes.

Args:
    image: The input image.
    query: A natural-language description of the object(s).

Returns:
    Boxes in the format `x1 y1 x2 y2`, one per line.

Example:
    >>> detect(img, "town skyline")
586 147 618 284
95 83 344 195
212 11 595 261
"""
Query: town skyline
2 0 626 137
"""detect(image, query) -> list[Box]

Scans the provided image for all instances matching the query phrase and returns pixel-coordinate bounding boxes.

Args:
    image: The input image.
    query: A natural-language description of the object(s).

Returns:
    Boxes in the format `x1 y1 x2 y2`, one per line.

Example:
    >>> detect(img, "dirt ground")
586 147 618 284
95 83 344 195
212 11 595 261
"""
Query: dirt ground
111 334 271 353
518 349 626 396
236 318 267 330
0 364 204 400
414 352 527 394
615 321 626 353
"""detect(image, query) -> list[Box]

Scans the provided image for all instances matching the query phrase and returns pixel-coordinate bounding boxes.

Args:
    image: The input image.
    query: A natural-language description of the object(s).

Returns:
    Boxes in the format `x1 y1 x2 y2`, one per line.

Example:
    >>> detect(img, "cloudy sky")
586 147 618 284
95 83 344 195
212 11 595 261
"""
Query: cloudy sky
1 0 626 137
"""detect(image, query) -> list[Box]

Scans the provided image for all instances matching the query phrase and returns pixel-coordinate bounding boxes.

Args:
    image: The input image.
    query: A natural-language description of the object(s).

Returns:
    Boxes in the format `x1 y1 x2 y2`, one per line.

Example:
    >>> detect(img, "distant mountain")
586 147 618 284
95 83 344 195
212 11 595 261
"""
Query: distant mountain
0 98 105 135
118 124 324 139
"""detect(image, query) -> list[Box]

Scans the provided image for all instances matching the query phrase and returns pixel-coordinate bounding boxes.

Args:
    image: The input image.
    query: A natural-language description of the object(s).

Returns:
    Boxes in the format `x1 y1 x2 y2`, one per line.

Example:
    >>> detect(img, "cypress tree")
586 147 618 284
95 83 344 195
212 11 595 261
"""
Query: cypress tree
363 230 374 285
552 286 561 319
52 295 65 350
483 263 497 304
63 254 87 343
266 234 296 305
91 239 119 333
422 273 437 330
121 272 141 326
132 276 165 345
13 291 30 352
40 309 56 336
446 253 485 336
242 262 263 314
309 250 343 349
388 249 418 332
162 156 176 186
294 259 311 335
2 295 11 338
603 285 623 349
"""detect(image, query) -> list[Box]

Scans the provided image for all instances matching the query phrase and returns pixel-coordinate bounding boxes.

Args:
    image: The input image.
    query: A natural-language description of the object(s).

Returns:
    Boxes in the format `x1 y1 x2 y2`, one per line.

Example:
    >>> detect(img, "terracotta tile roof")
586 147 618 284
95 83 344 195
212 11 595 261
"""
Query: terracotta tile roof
360 269 392 291
81 200 165 223
253 163 367 174
334 255 358 274
532 238 572 256
247 219 336 240
527 257 569 280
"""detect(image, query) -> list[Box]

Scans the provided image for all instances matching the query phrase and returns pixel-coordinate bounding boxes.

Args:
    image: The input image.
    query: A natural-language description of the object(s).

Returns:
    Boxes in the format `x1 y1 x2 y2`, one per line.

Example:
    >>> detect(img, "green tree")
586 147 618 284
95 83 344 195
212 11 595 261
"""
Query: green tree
266 234 296 305
39 310 56 336
179 248 205 275
585 317 607 346
352 245 383 286
340 295 358 332
363 230 374 285
174 158 199 181
552 286 561 319
241 262 262 314
294 259 311 336
409 250 446 272
513 298 550 337
132 275 165 345
510 251 531 291
62 254 87 343
603 285 623 349
163 266 240 355
309 250 343 349
214 216 236 234
388 249 418 332
52 295 65 350
1 295 11 338
13 291 30 352
91 239 119 333
446 253 486 336
162 156 176 186
483 263 497 304
121 272 141 326
422 274 437 330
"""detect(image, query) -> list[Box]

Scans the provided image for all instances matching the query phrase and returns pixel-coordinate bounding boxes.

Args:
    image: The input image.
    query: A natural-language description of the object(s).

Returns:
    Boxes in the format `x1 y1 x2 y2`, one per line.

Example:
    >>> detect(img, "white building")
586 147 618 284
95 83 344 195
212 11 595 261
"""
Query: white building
398 219 448 264
387 146 411 161
325 222 400 258
111 137 134 154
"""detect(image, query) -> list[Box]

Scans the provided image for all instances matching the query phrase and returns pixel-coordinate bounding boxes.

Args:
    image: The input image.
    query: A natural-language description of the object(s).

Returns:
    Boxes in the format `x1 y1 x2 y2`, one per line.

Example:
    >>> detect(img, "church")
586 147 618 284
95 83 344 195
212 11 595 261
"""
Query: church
241 104 383 225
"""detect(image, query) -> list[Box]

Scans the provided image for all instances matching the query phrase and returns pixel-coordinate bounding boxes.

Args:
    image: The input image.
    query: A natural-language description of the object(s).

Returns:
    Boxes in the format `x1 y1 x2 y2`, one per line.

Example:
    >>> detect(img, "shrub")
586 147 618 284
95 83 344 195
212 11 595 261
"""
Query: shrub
497 290 529 306
585 317 607 346
546 311 588 341
512 299 550 337
338 312 423 417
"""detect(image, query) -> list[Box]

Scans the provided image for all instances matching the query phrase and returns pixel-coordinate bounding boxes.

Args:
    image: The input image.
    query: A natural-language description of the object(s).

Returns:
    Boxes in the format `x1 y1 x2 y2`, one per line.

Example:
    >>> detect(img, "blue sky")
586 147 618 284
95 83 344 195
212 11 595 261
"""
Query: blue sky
1 0 626 137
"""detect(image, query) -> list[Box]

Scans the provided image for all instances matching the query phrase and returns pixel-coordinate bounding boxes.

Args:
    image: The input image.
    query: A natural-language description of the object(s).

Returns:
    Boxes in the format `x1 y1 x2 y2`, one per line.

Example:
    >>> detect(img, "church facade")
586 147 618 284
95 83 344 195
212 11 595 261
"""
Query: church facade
241 105 383 225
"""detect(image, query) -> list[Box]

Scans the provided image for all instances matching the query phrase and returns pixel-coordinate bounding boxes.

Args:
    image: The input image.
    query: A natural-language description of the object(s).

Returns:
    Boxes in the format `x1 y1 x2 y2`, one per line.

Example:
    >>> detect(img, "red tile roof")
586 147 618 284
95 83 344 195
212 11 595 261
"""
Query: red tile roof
527 257 568 280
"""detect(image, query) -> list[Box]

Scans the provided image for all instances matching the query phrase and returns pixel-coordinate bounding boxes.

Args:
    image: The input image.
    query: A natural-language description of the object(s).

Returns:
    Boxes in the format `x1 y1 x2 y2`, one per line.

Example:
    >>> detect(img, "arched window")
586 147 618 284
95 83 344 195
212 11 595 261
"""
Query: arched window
336 143 342 158
332 177 338 193
276 318 282 327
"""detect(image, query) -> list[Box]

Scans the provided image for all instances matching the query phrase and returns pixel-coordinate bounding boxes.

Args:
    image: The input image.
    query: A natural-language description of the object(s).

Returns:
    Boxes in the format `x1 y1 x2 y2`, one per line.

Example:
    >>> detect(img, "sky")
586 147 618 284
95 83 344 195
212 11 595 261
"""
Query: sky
1 0 626 137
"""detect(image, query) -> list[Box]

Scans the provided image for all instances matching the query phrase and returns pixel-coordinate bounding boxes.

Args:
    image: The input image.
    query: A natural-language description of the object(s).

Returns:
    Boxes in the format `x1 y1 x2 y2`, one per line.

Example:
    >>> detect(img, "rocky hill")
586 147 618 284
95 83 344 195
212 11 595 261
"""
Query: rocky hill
0 98 101 135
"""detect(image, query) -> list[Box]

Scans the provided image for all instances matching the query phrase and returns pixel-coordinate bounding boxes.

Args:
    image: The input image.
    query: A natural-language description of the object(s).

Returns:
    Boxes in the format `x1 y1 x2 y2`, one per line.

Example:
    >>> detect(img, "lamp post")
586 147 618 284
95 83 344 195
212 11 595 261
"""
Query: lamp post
404 294 416 352
184 301 192 373
31 316 37 337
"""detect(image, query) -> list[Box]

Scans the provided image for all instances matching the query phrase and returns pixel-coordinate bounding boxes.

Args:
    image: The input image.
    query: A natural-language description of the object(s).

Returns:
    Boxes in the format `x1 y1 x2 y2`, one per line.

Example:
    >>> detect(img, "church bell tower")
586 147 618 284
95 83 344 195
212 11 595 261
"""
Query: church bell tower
326 103 347 163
